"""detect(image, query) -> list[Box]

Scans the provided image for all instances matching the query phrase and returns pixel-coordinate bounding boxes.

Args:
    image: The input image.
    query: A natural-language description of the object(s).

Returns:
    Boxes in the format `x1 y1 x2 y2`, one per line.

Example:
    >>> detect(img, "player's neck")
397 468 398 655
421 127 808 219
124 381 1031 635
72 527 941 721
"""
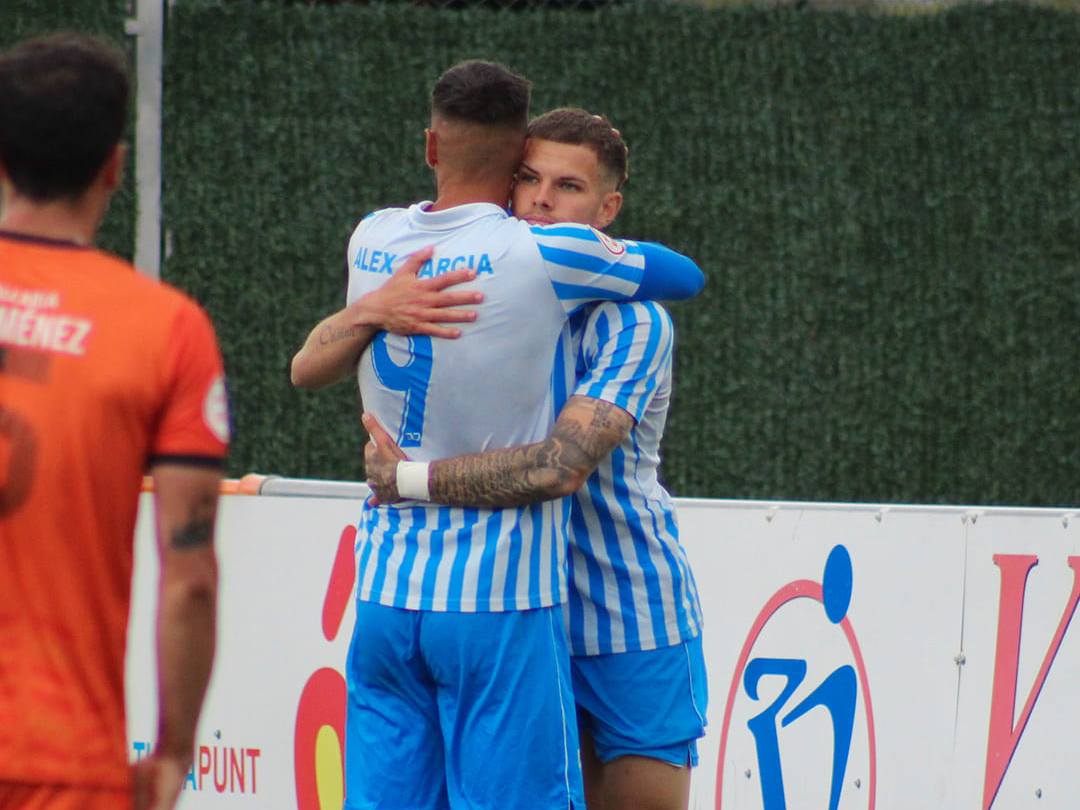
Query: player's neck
0 193 103 246
428 177 511 213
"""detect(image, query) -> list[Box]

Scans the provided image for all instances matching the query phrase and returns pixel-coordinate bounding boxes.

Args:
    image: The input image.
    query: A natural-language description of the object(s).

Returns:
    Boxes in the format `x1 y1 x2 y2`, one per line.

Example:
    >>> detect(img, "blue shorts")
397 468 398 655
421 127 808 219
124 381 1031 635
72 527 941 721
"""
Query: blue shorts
571 636 708 767
345 602 584 810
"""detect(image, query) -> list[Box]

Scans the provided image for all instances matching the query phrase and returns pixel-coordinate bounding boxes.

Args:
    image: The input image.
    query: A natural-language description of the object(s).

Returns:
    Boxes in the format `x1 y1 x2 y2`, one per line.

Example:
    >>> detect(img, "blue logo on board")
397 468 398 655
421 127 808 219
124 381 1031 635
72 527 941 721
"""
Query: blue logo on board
716 545 877 810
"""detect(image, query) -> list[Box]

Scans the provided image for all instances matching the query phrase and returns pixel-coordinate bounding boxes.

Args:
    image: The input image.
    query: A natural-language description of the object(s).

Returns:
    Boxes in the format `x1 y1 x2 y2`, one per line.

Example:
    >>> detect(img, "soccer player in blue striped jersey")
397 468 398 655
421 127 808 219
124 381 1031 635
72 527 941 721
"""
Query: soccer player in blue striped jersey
364 108 706 810
292 68 703 810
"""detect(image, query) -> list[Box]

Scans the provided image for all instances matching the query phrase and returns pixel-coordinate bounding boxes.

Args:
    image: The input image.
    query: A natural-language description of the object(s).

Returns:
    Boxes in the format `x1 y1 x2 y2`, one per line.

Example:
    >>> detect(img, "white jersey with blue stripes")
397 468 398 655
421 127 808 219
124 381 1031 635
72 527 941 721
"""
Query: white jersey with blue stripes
346 202 653 613
560 300 703 655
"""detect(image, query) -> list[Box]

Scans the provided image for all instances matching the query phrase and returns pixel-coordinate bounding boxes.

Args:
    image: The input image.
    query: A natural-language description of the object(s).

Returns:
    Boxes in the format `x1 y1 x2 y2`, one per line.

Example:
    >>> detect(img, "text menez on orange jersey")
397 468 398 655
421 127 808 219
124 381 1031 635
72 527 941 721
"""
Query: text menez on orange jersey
0 303 92 356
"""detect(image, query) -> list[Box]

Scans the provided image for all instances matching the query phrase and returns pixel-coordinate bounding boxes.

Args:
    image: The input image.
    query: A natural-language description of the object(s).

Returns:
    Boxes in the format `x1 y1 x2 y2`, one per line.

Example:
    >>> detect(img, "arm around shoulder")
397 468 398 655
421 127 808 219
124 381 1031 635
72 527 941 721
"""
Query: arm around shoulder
290 304 379 390
634 241 705 302
291 246 482 389
363 396 634 509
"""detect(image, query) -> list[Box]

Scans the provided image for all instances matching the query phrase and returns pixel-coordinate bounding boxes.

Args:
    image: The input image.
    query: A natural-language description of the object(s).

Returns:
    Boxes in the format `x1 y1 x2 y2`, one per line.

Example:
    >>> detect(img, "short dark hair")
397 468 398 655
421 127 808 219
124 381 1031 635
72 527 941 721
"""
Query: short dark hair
431 60 530 130
527 107 629 190
0 33 129 202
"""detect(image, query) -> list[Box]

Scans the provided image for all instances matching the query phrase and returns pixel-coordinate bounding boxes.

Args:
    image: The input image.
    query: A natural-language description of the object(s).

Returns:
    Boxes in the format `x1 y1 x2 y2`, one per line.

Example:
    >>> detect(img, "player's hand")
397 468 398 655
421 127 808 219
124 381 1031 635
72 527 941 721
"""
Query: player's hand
355 245 483 339
362 412 409 506
132 753 190 810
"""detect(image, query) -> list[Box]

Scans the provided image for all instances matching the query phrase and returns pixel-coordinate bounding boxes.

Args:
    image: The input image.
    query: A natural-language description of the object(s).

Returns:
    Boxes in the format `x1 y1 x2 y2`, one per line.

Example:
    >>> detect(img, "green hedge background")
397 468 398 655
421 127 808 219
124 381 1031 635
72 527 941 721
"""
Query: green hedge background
6 2 1079 506
0 1 134 259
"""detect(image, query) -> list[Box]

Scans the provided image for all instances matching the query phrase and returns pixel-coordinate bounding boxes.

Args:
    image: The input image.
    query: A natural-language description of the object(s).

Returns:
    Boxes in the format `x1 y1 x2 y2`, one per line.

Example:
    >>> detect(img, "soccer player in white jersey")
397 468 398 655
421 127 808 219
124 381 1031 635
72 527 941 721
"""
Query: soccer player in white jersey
291 67 703 810
363 108 706 810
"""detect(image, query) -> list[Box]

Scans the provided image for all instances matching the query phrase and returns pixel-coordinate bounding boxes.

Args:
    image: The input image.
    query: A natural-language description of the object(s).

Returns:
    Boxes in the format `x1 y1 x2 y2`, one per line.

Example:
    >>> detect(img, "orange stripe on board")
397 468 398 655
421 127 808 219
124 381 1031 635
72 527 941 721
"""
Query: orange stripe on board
141 473 266 495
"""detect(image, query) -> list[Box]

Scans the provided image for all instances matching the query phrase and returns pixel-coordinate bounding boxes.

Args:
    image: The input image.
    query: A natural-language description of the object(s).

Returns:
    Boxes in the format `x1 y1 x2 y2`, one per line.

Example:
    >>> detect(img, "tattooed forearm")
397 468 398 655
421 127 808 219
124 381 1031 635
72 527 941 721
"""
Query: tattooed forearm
318 324 367 346
429 439 578 508
428 397 633 509
171 494 217 549
577 400 631 460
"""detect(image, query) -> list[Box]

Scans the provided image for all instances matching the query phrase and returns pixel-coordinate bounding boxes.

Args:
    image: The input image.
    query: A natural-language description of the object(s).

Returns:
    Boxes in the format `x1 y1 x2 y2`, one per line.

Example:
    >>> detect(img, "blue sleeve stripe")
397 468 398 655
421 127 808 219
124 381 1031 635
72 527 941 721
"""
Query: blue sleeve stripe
576 306 667 423
586 307 639 400
532 225 638 256
627 308 661 377
612 342 656 420
530 224 600 241
551 281 635 303
636 335 673 420
534 228 641 256
538 245 644 285
588 308 612 380
614 307 668 420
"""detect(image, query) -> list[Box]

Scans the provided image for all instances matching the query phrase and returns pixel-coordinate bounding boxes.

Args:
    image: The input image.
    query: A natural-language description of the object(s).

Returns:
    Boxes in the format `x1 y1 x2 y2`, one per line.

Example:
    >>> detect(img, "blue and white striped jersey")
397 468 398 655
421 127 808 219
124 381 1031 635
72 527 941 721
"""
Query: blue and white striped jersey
561 301 703 655
347 202 699 612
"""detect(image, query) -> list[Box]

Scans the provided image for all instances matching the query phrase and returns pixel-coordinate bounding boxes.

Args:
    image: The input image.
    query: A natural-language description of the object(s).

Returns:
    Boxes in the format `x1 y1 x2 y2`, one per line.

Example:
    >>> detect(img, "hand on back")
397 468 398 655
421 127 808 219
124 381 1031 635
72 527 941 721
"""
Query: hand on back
361 245 483 339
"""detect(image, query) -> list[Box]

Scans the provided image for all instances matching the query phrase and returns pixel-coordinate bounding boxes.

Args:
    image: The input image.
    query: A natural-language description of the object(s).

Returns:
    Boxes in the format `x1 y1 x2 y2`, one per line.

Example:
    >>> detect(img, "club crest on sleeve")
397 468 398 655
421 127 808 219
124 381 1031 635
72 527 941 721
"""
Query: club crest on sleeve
203 374 231 443
595 230 626 257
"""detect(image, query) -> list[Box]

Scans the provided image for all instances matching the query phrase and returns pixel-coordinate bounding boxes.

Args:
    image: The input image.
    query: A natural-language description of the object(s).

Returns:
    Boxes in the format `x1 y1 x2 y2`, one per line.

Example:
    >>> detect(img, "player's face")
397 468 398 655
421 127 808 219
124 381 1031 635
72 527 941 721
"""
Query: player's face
512 139 622 229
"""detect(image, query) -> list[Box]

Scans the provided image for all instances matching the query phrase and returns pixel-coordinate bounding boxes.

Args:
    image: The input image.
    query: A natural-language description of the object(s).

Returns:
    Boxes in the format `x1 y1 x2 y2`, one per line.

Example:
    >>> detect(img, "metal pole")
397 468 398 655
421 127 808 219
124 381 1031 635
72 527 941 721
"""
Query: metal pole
125 0 164 279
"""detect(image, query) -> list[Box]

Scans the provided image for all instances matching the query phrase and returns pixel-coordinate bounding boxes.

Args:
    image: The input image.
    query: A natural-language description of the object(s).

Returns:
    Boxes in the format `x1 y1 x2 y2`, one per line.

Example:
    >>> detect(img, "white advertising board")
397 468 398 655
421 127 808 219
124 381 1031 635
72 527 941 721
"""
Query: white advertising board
127 492 360 808
125 486 1079 810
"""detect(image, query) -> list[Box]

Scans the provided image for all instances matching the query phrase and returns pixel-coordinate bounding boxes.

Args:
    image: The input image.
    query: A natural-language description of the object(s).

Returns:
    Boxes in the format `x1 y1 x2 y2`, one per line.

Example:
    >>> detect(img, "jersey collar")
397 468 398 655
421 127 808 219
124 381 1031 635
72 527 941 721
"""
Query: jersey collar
407 201 509 232
0 229 90 250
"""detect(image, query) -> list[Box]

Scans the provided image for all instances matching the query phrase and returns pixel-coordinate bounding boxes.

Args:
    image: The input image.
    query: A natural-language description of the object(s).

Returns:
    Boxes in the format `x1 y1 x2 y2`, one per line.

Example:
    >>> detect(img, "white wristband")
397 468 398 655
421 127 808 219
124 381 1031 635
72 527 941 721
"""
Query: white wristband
396 461 431 501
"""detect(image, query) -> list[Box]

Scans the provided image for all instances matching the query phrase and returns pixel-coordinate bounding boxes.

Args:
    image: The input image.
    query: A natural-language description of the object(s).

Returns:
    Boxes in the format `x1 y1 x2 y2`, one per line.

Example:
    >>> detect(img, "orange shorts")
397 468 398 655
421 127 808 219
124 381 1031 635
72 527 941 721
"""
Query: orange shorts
0 783 130 810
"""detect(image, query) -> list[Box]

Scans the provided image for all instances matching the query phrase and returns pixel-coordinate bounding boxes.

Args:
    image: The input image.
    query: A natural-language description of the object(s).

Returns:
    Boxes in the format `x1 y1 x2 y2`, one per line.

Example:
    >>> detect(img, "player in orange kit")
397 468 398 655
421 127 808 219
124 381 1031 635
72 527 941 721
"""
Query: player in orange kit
0 33 229 810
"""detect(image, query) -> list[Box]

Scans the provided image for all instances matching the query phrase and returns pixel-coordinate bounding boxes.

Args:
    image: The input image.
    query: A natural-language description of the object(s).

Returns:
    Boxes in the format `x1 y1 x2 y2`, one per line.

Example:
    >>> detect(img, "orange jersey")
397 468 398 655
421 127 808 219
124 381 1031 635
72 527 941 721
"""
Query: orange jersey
0 232 229 789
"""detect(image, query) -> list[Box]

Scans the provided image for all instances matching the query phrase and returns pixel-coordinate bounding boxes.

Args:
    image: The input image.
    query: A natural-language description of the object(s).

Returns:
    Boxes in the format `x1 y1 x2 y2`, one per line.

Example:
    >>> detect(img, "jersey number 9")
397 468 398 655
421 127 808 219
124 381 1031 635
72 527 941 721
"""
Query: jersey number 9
370 333 432 448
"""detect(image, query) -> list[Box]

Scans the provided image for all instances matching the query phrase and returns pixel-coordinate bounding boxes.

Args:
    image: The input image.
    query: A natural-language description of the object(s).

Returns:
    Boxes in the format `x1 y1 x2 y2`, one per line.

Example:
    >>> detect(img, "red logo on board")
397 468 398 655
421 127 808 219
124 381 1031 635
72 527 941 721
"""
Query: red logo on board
294 525 356 810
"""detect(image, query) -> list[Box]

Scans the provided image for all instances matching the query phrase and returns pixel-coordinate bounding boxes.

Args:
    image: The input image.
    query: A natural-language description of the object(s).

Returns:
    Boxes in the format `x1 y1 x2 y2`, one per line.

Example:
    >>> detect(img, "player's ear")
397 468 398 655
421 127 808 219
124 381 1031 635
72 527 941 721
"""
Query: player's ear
595 190 623 230
100 142 127 191
0 158 10 204
425 128 438 169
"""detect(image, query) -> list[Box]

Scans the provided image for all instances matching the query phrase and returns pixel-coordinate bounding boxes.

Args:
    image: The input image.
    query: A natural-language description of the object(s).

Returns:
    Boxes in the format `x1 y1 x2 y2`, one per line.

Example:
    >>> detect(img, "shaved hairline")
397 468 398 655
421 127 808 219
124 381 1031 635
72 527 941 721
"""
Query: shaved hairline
431 115 524 176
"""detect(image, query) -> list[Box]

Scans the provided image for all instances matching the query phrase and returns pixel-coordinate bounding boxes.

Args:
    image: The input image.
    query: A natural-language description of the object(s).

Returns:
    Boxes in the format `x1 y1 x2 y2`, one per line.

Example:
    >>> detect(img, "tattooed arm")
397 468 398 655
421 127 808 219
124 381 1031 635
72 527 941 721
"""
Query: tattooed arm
290 246 483 390
136 463 221 810
364 395 634 508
